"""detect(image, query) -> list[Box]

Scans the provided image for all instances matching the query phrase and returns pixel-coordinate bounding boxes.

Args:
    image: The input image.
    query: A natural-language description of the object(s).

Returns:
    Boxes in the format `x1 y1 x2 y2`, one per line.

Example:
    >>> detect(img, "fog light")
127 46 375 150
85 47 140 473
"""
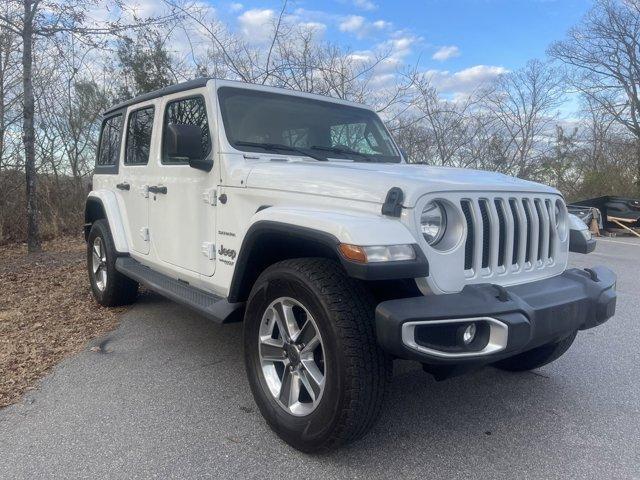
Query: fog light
462 323 476 345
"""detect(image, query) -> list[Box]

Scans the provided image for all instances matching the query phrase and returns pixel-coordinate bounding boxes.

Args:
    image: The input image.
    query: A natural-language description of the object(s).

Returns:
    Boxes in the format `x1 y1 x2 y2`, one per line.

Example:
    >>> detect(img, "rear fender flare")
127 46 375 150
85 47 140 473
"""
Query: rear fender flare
85 190 129 254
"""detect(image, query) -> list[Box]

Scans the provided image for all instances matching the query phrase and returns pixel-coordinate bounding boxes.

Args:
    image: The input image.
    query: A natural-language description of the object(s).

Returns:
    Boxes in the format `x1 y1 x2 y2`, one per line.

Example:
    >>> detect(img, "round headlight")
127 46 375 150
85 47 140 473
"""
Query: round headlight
554 199 568 241
421 201 447 245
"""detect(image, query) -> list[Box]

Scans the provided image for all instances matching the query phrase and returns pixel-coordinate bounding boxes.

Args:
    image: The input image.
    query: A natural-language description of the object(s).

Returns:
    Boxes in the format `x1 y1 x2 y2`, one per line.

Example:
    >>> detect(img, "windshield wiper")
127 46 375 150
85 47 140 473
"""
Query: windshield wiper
234 141 327 161
310 145 374 162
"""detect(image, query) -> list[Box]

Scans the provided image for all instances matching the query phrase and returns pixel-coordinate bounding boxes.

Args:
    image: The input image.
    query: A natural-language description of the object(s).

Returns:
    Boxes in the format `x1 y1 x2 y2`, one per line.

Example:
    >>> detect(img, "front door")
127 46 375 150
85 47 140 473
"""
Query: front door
148 92 217 277
119 103 157 255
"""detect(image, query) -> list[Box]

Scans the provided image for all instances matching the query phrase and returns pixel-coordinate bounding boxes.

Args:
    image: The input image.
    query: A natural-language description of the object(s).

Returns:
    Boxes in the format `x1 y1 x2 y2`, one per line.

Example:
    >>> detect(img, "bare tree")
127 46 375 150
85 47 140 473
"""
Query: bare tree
0 0 184 252
481 59 563 178
549 0 640 193
410 74 483 167
0 20 21 241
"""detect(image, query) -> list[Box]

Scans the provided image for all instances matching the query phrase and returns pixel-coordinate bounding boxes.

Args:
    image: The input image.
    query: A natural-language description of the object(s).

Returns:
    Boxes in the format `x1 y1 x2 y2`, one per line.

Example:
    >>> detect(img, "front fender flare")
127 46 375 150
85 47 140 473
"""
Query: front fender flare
227 207 428 302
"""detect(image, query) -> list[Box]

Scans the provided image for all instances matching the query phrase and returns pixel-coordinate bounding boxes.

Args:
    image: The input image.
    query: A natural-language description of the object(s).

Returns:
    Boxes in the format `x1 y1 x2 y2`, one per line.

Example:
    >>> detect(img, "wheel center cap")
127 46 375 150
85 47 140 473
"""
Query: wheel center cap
285 343 301 367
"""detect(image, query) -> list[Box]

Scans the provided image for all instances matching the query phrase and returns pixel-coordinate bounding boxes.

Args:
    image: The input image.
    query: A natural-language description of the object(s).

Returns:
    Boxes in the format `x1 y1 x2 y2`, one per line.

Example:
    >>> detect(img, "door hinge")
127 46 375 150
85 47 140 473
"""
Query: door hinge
201 242 215 260
140 227 150 241
202 188 217 206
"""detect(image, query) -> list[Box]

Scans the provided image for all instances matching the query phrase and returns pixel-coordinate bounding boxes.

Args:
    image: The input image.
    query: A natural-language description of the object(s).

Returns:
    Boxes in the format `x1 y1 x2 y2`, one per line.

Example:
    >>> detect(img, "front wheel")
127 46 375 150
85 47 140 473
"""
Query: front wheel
243 258 390 453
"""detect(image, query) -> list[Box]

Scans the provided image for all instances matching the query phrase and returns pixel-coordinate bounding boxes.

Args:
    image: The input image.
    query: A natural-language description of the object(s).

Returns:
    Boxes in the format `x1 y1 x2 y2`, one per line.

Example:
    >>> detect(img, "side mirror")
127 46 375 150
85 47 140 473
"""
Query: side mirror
165 124 213 172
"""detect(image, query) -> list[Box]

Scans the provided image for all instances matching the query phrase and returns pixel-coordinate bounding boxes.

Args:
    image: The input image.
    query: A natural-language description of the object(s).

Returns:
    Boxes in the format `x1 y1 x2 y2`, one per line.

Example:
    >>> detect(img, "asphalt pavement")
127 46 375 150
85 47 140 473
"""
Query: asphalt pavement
1 237 639 479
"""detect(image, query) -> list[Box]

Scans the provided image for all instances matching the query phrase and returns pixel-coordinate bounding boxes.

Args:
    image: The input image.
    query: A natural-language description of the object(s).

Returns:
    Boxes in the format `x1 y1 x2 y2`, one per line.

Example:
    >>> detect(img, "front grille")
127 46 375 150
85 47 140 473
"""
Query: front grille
460 195 561 275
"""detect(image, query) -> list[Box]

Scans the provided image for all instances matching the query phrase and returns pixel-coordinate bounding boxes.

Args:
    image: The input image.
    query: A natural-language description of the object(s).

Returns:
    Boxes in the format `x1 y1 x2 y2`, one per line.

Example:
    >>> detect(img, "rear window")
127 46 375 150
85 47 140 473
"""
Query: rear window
97 114 123 168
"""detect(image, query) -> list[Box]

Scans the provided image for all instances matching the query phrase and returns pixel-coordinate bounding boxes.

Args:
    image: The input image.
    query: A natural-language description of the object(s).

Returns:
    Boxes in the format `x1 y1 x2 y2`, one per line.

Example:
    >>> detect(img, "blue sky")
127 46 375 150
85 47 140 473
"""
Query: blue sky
211 0 593 100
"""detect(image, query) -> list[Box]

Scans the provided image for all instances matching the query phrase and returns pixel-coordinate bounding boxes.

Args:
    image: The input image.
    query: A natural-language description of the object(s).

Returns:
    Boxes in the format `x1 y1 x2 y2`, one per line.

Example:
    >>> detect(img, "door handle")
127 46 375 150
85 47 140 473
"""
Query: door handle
116 182 130 191
148 185 167 194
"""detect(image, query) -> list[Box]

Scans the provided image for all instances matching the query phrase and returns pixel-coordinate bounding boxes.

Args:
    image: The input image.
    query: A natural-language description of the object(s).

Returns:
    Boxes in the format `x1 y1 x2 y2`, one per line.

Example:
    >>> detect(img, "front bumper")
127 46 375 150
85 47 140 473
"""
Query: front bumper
375 266 616 365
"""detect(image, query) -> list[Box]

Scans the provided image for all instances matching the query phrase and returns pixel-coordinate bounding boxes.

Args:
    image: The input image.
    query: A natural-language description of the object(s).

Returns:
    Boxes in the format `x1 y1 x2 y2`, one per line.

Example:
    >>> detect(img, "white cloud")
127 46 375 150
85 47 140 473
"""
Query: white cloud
426 65 508 95
346 52 374 63
238 8 274 42
299 21 327 36
352 0 377 10
339 15 365 33
353 33 419 88
229 2 243 12
339 15 394 38
432 45 460 61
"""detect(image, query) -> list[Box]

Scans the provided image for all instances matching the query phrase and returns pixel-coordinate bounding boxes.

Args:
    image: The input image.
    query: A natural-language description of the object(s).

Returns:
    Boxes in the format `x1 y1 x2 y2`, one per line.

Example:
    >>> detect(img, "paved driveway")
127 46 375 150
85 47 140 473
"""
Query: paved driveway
1 238 639 479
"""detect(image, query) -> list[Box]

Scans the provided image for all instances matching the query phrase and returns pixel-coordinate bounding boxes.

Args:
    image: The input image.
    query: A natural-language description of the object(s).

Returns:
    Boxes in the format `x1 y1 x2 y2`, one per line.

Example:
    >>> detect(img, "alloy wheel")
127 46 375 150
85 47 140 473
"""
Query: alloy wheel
258 297 326 416
91 237 108 292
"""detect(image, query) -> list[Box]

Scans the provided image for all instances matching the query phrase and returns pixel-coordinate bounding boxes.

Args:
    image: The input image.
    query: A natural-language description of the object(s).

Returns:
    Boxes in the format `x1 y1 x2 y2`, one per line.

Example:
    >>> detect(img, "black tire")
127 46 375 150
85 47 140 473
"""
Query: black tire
87 219 138 307
493 331 578 372
243 258 390 453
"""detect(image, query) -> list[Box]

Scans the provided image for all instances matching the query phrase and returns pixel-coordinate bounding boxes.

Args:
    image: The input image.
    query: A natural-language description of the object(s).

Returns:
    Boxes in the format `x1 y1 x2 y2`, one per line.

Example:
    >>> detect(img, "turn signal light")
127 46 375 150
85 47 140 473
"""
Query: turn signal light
339 244 416 263
339 244 368 263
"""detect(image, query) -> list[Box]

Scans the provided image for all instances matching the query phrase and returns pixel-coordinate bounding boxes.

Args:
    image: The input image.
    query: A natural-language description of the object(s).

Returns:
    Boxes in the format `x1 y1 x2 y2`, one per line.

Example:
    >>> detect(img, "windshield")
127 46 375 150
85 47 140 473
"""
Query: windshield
217 87 401 163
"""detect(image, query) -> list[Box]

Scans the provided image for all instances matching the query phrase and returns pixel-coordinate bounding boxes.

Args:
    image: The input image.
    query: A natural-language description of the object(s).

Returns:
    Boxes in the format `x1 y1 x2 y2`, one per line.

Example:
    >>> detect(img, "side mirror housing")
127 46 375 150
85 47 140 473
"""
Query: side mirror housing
165 124 213 172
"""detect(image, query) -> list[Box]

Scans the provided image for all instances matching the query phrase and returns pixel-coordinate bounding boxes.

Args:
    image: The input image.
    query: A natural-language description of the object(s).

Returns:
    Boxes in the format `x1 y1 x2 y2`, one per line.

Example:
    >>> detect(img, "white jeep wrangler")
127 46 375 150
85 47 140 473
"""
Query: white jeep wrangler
85 78 616 452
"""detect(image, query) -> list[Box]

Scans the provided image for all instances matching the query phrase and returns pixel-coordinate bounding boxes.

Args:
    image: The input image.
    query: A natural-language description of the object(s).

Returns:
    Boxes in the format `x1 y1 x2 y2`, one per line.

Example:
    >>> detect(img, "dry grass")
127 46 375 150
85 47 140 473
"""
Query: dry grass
0 236 126 408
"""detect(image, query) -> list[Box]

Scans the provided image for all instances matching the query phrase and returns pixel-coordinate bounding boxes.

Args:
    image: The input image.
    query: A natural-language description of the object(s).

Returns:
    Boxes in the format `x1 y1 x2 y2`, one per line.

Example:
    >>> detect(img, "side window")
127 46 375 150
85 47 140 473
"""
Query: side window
125 106 155 165
163 96 211 163
97 114 123 169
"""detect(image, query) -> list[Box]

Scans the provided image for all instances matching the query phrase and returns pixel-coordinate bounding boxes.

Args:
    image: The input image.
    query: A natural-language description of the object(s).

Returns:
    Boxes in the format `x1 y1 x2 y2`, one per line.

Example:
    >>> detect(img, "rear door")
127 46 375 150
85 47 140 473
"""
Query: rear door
119 103 157 255
147 90 217 277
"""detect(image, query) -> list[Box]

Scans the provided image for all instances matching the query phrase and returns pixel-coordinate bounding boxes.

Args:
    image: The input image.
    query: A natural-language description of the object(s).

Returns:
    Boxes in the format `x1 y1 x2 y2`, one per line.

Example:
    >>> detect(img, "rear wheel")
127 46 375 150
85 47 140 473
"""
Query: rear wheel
87 219 138 307
493 331 578 372
243 258 390 453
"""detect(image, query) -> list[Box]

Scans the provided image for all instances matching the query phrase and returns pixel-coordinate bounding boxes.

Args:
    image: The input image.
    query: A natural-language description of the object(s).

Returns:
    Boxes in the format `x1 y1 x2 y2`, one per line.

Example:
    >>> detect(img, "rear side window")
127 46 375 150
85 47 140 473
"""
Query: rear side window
97 114 123 170
163 96 211 163
125 106 155 165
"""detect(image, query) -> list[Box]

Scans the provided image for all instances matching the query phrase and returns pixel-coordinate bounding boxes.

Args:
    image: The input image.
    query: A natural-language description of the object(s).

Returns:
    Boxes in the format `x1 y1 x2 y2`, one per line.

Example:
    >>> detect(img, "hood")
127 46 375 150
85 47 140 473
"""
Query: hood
245 160 559 207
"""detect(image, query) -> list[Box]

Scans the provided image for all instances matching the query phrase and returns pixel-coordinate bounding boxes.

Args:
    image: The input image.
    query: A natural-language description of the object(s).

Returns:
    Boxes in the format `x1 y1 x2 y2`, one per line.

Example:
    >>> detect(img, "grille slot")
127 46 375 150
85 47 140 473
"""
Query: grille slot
545 199 555 260
509 199 520 265
478 200 491 269
494 199 507 267
522 199 533 263
462 194 561 276
461 200 474 270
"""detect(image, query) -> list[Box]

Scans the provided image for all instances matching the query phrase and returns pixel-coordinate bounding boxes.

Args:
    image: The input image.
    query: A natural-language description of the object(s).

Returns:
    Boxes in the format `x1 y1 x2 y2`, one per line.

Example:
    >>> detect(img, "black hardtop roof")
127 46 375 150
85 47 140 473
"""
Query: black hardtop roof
103 77 211 116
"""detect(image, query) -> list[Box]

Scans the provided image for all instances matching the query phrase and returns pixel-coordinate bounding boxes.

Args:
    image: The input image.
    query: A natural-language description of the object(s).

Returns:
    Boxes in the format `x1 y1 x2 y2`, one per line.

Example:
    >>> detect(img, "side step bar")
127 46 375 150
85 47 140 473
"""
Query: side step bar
115 257 244 323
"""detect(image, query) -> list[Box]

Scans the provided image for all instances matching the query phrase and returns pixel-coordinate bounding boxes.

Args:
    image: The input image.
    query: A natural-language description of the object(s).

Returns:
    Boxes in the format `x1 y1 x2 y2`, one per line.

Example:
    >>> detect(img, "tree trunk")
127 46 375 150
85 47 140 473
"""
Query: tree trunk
22 0 41 253
637 137 640 197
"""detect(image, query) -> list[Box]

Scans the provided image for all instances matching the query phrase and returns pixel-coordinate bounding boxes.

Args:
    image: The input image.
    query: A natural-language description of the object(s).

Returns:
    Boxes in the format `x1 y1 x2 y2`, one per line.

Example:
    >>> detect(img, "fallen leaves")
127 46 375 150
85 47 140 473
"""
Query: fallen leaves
0 237 126 408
